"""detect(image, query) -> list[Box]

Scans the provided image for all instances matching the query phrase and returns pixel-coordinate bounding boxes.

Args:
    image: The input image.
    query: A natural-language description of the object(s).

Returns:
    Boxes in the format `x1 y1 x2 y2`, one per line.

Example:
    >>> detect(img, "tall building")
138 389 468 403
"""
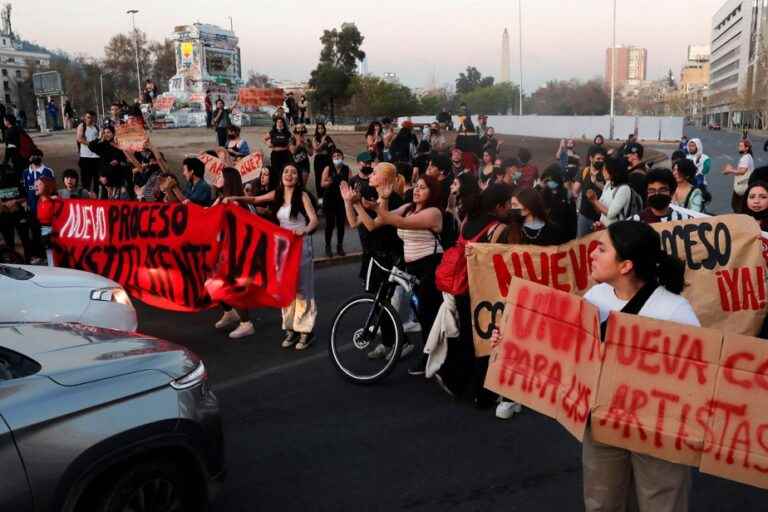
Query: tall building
382 72 399 84
604 46 647 88
501 28 511 83
0 4 50 113
707 0 767 127
681 45 710 94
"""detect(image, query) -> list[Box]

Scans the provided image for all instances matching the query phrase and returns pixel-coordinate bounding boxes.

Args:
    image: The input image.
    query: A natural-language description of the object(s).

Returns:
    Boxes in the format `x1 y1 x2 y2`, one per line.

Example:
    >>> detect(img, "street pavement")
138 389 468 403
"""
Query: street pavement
679 127 767 214
134 261 768 511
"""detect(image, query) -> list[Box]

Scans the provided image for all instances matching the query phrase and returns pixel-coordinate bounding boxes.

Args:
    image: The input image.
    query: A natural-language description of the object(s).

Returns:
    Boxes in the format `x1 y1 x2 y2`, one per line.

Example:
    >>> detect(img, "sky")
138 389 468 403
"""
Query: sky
17 0 726 91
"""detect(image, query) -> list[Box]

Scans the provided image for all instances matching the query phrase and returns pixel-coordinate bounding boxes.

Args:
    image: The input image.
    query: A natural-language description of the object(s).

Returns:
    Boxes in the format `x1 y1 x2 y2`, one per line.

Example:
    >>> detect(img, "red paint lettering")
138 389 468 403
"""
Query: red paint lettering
522 252 550 286
651 389 680 448
716 271 732 312
550 252 570 292
724 351 755 390
599 384 648 441
492 253 512 298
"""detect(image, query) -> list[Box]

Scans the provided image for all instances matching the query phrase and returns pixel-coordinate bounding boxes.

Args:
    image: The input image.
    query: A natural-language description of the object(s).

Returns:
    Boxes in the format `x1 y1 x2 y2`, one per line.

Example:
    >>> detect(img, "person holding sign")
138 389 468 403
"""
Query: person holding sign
582 220 697 512
225 126 250 160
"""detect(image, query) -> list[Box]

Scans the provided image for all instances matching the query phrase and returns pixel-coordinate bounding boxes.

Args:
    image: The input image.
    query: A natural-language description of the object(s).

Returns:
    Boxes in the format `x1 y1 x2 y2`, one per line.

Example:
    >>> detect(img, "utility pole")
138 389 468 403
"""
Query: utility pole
518 0 523 115
127 9 141 100
609 0 616 140
99 73 106 120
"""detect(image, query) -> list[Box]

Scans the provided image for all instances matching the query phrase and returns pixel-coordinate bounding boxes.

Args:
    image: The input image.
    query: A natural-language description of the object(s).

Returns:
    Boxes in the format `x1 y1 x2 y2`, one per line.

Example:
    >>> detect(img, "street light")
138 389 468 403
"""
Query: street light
518 0 523 116
127 9 142 101
609 0 616 140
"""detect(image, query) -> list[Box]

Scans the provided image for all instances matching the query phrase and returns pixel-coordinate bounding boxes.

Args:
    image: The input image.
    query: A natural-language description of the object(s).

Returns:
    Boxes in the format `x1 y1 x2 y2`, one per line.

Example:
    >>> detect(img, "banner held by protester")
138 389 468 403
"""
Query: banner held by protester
115 117 147 152
199 151 264 186
238 88 285 108
468 214 768 357
50 199 302 312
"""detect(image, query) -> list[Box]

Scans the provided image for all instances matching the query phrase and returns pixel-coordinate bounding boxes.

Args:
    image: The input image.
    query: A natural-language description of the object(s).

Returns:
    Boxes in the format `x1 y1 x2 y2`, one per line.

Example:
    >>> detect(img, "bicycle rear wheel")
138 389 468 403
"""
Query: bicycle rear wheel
328 295 404 384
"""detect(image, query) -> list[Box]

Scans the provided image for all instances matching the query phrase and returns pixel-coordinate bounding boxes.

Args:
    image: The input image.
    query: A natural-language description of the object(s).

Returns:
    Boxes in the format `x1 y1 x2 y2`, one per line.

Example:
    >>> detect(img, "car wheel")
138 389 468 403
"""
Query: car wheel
95 459 196 512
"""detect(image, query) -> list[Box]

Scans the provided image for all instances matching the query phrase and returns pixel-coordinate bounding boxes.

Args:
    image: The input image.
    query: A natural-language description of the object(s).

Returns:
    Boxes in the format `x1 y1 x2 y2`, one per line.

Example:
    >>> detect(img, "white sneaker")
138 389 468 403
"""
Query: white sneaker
229 321 255 339
368 343 388 359
403 321 421 333
215 310 240 329
495 400 522 420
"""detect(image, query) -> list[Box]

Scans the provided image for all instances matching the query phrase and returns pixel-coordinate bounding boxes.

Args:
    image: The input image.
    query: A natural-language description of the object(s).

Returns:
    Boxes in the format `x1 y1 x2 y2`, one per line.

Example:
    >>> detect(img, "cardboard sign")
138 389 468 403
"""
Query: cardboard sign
115 116 147 152
467 214 767 357
484 278 768 490
484 278 602 440
238 88 285 108
199 151 264 186
50 199 302 312
592 312 723 467
153 96 176 112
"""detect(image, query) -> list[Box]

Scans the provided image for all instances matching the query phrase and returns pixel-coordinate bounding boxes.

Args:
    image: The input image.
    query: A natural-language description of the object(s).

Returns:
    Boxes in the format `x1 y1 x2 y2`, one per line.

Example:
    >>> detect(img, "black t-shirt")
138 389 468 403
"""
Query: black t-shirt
323 164 350 204
291 137 310 169
360 191 404 260
270 130 291 148
578 168 605 221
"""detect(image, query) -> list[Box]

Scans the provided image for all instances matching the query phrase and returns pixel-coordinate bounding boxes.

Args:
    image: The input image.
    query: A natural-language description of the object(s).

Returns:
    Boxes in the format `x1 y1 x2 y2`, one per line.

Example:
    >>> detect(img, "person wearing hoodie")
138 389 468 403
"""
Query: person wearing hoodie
686 138 710 188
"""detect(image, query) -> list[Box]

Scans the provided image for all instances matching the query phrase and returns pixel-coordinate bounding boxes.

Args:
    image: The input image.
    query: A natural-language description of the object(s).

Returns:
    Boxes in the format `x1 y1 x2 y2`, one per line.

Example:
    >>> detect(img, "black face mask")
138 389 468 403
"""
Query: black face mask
593 161 604 170
648 194 672 211
499 208 524 223
360 166 373 176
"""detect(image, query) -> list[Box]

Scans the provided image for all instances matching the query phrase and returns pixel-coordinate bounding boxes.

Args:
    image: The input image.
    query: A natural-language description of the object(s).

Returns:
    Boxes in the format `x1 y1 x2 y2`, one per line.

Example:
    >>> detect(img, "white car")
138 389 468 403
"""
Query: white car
0 264 137 331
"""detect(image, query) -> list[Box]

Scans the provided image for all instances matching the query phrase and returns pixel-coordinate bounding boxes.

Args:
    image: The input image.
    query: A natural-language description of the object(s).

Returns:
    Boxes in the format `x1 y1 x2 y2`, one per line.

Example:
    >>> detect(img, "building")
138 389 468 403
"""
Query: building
0 5 50 114
382 72 399 84
706 0 767 128
605 46 648 88
678 45 710 123
501 28 511 83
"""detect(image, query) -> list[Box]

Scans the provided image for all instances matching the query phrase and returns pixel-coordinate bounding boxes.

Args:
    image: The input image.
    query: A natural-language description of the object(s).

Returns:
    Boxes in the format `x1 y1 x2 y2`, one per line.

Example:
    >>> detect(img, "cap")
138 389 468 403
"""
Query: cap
357 151 373 163
624 142 644 158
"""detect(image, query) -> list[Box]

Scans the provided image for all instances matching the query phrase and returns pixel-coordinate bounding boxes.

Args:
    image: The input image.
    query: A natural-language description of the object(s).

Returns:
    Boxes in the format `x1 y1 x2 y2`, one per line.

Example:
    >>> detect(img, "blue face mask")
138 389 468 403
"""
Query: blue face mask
512 171 522 180
546 180 559 190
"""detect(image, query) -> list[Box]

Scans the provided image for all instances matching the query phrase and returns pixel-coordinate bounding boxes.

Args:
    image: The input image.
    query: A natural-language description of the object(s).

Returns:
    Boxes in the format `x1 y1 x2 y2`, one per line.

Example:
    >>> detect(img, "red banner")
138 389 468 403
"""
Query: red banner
238 87 285 107
50 199 302 312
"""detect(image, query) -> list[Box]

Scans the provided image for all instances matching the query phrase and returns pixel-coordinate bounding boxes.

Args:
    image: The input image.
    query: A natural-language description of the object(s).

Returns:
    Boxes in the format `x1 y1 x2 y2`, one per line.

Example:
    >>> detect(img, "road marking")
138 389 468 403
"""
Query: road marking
215 351 329 391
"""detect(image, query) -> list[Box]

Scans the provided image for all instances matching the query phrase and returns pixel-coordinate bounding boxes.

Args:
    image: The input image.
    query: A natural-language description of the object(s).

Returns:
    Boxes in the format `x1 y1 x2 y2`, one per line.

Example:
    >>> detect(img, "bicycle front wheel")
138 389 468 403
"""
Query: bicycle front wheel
328 295 404 384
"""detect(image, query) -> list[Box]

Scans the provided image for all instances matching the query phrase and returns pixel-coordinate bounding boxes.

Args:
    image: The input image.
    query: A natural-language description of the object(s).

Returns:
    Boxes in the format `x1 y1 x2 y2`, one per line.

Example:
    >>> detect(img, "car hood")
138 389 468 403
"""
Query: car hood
10 264 121 289
0 323 199 386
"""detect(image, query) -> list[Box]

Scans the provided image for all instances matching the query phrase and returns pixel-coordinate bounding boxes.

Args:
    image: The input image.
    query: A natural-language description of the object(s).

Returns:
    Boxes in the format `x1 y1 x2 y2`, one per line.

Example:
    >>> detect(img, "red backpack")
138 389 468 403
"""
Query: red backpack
18 129 39 161
435 220 498 296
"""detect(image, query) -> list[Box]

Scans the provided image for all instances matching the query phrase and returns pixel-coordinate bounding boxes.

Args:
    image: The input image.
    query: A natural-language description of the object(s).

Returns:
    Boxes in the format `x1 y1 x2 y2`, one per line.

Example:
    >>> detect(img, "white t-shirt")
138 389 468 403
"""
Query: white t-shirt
584 282 700 327
598 183 631 226
733 153 755 195
79 124 100 159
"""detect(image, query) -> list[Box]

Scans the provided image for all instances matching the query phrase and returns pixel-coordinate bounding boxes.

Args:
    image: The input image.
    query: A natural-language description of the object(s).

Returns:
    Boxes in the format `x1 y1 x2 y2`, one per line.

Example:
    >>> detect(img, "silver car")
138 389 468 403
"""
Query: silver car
0 323 224 512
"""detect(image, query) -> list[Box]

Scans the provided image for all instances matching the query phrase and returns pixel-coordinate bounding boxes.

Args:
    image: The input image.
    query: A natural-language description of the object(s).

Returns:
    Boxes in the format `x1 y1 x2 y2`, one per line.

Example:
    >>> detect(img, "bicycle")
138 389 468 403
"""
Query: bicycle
328 257 418 384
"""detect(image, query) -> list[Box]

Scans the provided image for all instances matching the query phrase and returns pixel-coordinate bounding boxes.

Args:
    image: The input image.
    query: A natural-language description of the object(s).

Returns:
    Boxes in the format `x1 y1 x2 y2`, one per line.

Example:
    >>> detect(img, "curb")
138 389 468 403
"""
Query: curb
314 252 362 268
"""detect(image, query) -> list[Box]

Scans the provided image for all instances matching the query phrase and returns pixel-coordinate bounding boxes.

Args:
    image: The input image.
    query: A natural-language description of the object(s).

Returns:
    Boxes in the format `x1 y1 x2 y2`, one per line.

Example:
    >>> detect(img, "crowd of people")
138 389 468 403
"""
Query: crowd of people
4 104 768 511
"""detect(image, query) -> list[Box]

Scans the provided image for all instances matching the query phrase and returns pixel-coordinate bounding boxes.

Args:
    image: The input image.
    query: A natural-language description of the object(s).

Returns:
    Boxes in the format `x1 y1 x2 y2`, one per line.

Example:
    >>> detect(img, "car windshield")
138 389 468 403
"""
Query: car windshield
0 264 34 280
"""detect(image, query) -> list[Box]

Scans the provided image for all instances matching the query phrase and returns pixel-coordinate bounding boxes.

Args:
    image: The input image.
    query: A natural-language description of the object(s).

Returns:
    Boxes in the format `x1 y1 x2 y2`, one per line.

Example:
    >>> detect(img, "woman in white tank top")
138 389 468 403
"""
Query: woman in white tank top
374 175 444 375
227 164 319 350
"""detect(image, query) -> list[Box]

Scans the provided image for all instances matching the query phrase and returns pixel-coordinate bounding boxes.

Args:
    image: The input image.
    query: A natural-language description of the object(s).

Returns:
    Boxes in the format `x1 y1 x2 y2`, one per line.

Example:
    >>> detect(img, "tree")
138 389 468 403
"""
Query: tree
246 71 274 88
308 23 365 123
459 82 520 115
344 75 420 118
148 39 176 90
455 66 494 94
103 30 151 102
531 79 610 115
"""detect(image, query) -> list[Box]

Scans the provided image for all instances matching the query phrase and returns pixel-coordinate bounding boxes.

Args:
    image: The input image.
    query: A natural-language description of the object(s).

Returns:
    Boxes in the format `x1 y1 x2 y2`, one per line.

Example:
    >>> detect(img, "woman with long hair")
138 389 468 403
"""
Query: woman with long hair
374 175 444 375
213 167 259 339
298 94 308 124
226 165 319 350
290 124 312 185
312 122 335 196
671 158 705 212
211 98 232 148
264 117 293 190
478 148 498 191
581 220 695 512
495 188 560 246
586 157 633 227
366 121 384 161
744 180 768 231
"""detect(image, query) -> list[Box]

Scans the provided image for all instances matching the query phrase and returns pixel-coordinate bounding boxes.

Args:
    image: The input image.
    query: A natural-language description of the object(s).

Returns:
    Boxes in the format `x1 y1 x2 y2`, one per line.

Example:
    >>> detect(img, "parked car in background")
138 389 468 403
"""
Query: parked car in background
708 122 721 130
0 322 224 512
0 264 137 331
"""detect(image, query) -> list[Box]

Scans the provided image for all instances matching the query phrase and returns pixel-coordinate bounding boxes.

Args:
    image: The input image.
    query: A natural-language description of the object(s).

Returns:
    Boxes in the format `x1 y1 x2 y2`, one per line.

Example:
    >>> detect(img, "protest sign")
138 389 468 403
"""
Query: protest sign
467 214 767 357
238 88 285 108
50 199 302 312
592 312 723 467
199 151 264 185
485 278 768 490
115 117 147 152
153 96 176 112
484 278 602 440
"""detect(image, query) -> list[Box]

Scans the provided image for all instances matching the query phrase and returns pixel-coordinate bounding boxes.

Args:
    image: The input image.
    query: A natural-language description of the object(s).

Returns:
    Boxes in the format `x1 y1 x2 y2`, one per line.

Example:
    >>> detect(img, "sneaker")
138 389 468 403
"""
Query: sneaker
229 321 255 339
387 342 415 360
434 373 455 398
495 400 522 420
407 355 427 376
367 343 388 359
295 332 314 350
281 330 298 348
403 321 421 333
337 246 346 257
215 310 241 329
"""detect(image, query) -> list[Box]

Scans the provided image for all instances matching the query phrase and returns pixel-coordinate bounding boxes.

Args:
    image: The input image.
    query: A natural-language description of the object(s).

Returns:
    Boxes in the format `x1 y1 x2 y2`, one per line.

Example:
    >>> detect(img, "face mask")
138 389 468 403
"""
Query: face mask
546 180 559 190
512 171 522 180
30 157 42 166
648 194 672 211
360 166 373 176
593 161 604 170
502 208 524 223
333 159 343 167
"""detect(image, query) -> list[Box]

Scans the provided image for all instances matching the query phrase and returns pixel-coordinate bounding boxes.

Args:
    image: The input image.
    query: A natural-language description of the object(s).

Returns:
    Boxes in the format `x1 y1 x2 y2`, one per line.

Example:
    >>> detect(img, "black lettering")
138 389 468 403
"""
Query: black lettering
682 224 700 270
108 205 120 243
714 222 732 266
473 300 505 339
170 204 188 236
